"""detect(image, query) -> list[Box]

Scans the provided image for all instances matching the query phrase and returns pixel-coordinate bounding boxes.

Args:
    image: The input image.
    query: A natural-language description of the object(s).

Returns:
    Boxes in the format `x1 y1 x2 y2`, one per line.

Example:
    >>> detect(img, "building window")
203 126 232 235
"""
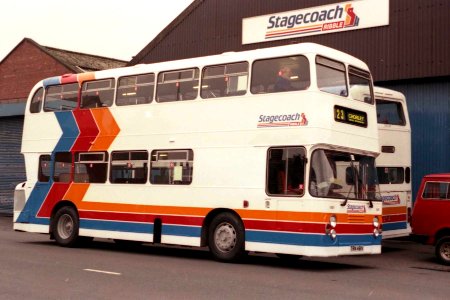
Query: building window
53 152 72 182
349 66 373 104
267 147 306 196
156 68 199 102
150 149 193 185
316 56 347 97
201 62 248 98
38 155 51 182
251 55 310 94
81 79 115 108
30 88 43 113
74 152 108 183
110 151 149 184
117 73 154 106
44 83 79 111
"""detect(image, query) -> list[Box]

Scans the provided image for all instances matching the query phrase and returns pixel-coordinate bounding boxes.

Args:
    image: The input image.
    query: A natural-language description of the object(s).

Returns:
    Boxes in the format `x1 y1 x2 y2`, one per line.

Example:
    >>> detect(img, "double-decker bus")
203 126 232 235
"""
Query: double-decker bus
375 87 412 239
14 43 382 261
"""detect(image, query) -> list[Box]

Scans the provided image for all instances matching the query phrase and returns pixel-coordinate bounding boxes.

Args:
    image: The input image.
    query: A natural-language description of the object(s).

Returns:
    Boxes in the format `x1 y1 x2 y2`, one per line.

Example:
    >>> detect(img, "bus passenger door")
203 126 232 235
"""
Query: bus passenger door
267 147 306 231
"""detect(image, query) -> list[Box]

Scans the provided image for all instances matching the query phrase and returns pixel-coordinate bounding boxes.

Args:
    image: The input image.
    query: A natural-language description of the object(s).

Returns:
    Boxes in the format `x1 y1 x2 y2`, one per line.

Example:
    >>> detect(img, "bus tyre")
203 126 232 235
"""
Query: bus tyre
52 206 81 247
208 212 245 262
435 236 450 266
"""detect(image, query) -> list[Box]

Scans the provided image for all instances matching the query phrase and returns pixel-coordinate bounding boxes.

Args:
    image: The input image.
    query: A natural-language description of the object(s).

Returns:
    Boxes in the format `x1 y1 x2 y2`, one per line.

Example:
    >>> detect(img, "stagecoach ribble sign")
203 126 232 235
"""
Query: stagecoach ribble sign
242 0 389 45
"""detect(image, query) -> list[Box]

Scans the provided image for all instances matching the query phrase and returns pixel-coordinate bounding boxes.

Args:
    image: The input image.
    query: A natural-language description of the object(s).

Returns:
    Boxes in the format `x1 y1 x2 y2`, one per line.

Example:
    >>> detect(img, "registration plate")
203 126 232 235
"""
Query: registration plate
350 245 364 252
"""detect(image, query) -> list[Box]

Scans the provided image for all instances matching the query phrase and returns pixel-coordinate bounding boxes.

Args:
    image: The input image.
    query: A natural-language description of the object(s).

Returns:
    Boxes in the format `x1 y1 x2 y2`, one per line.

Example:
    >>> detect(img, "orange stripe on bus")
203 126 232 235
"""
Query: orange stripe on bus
78 201 212 216
64 183 90 206
77 72 95 84
90 108 120 151
383 206 407 215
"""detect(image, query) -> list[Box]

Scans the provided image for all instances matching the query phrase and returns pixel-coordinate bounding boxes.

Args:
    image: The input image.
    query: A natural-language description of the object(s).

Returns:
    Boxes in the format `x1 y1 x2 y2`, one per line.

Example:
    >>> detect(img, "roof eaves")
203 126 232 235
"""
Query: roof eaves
128 0 204 66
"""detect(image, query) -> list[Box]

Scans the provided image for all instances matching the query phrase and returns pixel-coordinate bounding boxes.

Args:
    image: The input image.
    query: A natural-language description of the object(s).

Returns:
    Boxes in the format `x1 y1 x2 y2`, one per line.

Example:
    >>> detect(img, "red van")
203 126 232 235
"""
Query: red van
411 174 450 265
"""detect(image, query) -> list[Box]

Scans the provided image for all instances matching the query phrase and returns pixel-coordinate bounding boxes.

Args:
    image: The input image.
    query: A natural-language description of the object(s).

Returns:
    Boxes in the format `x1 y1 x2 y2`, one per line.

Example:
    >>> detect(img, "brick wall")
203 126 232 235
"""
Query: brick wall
0 40 72 102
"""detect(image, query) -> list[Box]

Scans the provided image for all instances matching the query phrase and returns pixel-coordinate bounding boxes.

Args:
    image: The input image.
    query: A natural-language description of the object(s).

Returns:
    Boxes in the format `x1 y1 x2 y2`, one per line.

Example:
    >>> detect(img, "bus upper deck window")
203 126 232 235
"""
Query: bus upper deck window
201 62 248 99
316 56 347 97
117 73 154 106
251 55 310 94
44 83 79 112
81 79 115 109
156 69 199 102
30 88 43 113
376 99 406 125
349 66 373 104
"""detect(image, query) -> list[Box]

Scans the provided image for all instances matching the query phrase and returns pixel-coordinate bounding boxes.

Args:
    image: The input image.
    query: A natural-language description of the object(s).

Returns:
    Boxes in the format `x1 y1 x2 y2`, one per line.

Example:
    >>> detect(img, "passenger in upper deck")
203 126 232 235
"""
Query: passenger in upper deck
274 66 294 92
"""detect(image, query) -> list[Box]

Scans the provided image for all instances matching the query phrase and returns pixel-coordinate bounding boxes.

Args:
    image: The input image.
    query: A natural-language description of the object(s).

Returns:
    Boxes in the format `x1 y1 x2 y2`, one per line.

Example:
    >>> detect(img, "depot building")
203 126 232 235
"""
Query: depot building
129 0 450 196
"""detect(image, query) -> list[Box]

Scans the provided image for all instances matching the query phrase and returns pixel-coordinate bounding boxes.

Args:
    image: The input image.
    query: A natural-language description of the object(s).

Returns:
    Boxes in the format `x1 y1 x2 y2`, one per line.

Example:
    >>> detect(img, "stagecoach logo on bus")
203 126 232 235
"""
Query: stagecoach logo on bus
242 0 389 44
382 194 401 205
257 113 308 128
347 204 366 214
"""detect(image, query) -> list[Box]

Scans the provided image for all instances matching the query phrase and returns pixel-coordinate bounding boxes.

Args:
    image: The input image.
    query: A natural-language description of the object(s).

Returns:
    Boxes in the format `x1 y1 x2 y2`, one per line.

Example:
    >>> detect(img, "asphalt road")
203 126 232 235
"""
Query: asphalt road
1 214 449 300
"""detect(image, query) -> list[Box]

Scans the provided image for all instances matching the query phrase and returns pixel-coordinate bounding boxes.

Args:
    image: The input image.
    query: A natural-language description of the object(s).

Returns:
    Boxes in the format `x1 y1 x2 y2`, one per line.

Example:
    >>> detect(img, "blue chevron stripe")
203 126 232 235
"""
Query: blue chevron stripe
43 77 61 87
54 111 79 152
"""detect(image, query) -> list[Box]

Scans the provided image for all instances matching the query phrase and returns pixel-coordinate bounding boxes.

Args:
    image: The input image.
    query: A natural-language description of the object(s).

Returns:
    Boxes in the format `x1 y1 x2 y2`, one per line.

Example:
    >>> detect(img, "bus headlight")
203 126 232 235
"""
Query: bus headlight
373 216 381 237
373 228 381 237
330 215 337 228
329 229 337 239
373 217 379 228
325 215 337 239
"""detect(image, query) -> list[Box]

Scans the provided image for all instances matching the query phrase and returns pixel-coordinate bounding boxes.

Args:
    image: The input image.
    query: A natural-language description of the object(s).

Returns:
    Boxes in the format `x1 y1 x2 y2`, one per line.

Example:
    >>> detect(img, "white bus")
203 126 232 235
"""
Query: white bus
14 43 382 262
375 87 412 239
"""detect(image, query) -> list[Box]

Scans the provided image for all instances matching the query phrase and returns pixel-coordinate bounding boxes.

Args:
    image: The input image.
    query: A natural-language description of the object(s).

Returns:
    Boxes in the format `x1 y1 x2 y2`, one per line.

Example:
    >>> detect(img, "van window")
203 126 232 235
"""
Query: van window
422 182 450 200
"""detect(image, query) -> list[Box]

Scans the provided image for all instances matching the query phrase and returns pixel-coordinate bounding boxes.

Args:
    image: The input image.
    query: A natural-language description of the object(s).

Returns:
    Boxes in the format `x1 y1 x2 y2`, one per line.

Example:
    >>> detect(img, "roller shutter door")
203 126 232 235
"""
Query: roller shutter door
0 116 25 214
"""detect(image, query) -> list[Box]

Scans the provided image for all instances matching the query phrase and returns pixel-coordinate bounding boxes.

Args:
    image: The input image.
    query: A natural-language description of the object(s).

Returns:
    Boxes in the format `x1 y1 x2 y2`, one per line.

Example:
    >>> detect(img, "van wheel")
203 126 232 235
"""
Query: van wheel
52 206 81 247
208 212 246 262
435 236 450 265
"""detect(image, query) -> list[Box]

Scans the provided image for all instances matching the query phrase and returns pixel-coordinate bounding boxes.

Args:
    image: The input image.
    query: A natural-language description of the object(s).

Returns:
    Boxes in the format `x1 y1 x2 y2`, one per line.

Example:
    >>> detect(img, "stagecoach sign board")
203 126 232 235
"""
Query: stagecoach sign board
242 0 389 45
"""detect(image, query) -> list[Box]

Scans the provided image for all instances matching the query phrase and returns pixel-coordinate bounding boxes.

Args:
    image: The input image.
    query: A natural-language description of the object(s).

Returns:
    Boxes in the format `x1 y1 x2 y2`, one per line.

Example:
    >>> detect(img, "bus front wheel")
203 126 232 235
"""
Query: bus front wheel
208 212 246 262
52 206 81 247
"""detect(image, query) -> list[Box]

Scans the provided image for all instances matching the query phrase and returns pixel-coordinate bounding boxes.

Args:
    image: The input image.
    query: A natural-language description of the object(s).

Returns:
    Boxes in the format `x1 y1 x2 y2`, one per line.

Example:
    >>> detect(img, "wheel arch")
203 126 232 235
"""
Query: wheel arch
435 228 450 245
49 200 79 239
200 208 244 247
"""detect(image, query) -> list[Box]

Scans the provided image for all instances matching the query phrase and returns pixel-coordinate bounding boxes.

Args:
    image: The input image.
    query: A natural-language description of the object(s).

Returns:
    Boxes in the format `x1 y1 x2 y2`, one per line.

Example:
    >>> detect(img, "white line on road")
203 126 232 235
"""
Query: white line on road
83 268 121 276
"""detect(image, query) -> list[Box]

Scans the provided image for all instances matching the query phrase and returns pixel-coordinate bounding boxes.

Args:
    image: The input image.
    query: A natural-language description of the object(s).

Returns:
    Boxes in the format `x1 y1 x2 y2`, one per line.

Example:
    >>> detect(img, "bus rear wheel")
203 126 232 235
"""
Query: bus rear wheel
435 236 450 266
208 212 245 262
52 206 81 247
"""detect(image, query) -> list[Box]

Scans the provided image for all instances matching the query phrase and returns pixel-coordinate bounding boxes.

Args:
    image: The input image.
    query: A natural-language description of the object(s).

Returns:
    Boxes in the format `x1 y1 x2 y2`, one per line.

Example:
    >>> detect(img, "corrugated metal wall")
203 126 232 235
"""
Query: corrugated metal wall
0 116 25 213
379 77 450 198
131 0 450 83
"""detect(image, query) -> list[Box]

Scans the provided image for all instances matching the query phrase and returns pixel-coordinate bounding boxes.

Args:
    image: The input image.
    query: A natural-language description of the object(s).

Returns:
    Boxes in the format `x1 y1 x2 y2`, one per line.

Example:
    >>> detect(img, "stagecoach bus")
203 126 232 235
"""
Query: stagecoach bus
14 43 382 262
375 87 412 239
